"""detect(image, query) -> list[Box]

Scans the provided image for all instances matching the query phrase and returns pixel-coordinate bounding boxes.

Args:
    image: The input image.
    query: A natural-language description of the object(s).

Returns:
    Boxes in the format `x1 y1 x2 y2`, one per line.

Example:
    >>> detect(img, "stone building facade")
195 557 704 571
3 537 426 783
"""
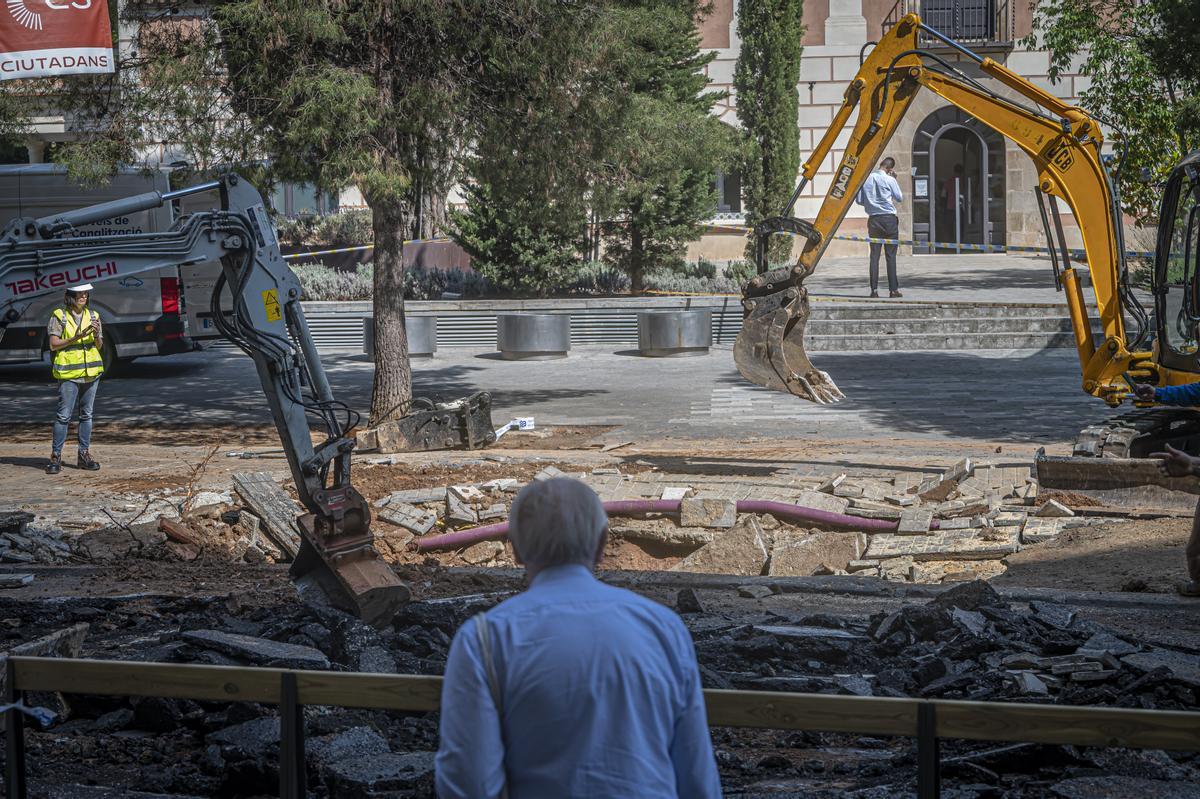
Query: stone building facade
693 0 1092 260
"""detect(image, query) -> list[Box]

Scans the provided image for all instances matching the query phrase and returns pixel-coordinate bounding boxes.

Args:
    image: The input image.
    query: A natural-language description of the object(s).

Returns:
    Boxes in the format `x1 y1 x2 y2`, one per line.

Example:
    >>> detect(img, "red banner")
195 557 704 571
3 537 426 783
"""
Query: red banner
0 0 114 80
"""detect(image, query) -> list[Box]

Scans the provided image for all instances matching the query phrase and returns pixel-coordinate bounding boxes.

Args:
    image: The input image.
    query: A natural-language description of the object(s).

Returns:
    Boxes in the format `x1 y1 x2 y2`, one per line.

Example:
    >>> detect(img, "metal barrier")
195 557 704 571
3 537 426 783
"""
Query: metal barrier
5 656 1200 799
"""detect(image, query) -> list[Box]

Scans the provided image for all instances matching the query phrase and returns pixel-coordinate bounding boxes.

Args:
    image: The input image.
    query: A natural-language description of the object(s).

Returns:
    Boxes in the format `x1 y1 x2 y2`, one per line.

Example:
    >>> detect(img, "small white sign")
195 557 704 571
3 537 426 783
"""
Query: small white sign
914 178 929 198
516 417 535 430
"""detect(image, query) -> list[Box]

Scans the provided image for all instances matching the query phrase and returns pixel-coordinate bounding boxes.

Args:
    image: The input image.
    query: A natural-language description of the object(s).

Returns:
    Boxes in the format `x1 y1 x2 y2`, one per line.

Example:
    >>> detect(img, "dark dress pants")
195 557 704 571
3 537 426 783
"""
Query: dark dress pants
867 213 899 293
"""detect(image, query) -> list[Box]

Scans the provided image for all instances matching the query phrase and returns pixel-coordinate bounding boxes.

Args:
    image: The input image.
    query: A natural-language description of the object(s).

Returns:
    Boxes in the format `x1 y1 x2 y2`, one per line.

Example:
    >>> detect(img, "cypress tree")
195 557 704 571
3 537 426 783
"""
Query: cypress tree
734 0 805 265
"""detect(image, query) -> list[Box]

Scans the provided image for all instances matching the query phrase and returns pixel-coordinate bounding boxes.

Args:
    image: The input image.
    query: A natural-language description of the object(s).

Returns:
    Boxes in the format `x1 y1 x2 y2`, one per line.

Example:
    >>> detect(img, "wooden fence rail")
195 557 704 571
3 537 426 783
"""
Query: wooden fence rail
5 656 1200 799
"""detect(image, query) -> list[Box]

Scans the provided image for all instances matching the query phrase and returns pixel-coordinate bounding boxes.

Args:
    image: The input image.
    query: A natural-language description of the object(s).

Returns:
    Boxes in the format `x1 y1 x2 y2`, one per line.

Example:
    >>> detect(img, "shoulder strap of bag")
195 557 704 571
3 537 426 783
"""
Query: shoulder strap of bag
472 612 509 799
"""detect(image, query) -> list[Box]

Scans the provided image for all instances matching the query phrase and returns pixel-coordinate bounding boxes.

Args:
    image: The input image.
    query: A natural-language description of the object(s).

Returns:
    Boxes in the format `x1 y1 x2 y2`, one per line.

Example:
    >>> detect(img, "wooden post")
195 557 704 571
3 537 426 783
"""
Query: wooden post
5 658 28 799
278 672 305 799
917 702 940 799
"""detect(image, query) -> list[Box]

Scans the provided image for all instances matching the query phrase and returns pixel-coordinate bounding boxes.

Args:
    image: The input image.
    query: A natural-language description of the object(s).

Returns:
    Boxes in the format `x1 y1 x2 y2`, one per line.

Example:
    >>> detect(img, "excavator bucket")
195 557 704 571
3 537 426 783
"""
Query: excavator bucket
733 275 845 404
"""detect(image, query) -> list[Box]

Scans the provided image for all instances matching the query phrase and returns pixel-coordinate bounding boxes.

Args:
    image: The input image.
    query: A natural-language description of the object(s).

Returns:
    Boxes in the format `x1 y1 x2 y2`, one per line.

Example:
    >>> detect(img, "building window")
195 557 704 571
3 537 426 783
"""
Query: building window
920 0 997 42
716 169 742 214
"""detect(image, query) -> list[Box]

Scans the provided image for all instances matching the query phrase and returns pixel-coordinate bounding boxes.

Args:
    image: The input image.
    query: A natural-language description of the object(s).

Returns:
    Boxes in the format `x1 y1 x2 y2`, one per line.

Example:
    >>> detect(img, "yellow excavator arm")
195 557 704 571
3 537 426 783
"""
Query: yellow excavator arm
734 14 1156 406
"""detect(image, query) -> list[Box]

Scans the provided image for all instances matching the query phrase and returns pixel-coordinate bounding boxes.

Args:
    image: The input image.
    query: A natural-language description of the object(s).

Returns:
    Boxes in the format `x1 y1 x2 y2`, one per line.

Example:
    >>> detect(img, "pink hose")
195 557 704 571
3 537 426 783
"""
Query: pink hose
413 498 937 552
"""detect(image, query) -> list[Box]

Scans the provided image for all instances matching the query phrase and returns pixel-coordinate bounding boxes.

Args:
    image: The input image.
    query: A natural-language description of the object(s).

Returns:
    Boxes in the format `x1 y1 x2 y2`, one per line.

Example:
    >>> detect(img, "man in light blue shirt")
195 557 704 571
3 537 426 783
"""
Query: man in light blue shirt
855 156 905 298
436 478 721 798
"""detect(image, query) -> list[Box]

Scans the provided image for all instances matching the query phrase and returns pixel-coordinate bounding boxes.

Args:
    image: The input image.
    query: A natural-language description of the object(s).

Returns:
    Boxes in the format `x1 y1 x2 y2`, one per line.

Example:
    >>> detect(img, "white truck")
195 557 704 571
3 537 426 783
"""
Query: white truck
0 165 227 370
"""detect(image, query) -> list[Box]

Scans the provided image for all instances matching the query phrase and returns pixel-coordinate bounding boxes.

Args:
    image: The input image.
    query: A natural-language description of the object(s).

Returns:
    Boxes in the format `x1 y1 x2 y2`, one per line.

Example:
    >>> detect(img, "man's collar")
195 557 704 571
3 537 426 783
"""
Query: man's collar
529 562 596 587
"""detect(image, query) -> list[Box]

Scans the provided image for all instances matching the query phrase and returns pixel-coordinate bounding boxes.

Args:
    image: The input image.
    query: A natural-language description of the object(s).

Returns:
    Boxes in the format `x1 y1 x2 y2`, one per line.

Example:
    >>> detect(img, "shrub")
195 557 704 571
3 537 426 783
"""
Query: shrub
312 209 373 247
291 262 374 301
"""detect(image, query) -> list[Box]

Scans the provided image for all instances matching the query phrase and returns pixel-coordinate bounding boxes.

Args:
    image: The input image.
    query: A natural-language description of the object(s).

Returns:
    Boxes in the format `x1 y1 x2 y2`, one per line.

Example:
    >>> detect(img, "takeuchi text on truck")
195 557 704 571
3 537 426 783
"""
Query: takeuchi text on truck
3 261 118 296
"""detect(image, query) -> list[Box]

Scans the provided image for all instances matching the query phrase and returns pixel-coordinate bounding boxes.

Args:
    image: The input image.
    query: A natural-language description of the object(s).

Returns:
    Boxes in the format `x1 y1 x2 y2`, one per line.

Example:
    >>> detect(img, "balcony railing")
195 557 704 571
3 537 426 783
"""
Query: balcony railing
882 0 1014 48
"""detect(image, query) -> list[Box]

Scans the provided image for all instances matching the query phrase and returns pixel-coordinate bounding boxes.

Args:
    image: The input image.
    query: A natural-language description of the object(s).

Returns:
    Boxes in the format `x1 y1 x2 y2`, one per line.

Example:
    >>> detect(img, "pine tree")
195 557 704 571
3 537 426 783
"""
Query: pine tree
596 0 736 293
734 0 805 265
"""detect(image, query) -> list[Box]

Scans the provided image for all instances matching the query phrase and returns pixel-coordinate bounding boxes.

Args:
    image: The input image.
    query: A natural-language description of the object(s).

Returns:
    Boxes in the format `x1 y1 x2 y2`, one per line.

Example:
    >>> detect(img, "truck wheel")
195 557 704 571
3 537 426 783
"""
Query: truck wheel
100 337 134 376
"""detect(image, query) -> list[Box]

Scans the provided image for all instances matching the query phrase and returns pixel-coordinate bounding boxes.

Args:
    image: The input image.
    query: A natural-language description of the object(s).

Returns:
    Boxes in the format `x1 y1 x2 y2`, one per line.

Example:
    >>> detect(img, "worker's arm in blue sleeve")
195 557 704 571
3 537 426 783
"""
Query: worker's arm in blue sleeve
889 175 904 203
435 617 506 799
1155 382 1200 406
670 636 723 798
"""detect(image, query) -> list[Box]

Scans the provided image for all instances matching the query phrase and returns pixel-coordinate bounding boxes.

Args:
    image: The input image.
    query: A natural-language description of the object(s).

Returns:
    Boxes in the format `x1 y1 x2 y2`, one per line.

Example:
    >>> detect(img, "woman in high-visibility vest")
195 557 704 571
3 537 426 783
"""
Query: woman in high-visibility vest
46 284 104 475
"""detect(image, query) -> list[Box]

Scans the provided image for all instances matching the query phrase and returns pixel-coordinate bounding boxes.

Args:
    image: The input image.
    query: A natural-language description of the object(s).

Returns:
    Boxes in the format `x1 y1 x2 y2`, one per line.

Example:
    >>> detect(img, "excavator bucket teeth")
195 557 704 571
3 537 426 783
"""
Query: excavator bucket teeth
734 285 844 404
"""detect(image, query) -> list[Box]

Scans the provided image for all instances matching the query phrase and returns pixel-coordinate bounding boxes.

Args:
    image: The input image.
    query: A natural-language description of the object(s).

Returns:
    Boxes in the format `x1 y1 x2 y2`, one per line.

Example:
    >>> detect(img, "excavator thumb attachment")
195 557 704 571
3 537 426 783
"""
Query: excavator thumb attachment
733 217 844 403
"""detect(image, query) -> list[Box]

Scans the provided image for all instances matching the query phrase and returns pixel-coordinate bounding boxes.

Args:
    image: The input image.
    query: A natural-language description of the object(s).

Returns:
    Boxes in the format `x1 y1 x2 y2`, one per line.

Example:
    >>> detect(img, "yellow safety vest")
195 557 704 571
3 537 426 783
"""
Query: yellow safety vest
51 307 104 381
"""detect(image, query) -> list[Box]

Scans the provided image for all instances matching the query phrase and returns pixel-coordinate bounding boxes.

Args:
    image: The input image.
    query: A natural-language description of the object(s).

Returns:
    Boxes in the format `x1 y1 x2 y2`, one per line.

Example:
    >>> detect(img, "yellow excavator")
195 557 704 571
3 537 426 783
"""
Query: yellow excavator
734 13 1200 502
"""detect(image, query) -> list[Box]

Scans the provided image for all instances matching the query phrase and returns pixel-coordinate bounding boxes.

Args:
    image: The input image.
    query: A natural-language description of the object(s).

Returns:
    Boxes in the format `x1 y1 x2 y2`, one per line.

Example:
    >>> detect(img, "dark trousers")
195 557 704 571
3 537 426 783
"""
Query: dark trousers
867 213 899 293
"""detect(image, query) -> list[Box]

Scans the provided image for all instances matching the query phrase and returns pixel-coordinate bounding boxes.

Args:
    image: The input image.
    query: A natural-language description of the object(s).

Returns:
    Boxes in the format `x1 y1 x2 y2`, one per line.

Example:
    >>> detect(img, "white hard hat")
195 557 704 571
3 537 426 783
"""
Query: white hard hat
67 284 94 292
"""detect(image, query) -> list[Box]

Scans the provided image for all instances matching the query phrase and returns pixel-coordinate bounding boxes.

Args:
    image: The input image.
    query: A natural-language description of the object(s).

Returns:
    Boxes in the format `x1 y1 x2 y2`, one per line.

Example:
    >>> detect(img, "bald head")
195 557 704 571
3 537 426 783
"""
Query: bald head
508 478 609 570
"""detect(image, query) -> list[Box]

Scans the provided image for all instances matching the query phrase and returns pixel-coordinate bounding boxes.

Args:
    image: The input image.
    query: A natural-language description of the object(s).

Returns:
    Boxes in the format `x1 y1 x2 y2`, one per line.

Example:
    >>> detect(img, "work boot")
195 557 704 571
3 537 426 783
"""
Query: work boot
890 290 903 298
77 450 100 471
45 454 61 475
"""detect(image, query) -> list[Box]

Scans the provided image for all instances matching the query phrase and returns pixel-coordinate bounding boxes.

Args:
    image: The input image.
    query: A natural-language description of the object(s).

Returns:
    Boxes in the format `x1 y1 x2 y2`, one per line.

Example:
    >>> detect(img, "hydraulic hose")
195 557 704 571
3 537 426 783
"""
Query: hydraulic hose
413 498 939 552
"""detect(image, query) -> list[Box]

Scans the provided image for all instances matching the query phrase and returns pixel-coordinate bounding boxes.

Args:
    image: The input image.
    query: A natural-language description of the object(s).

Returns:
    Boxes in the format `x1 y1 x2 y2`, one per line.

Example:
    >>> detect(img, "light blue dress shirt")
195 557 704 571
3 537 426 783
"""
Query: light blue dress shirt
855 170 904 216
435 564 722 799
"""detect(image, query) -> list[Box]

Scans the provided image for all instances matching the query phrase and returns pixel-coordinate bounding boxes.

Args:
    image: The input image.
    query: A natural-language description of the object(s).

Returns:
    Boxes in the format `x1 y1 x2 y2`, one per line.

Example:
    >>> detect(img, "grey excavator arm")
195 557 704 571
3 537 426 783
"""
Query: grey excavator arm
0 174 409 625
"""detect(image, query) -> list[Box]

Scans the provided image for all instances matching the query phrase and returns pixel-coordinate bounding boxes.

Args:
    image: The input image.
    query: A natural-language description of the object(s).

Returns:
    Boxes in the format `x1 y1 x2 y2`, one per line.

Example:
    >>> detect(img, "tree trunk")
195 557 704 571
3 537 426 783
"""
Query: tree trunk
368 199 414 426
629 224 645 295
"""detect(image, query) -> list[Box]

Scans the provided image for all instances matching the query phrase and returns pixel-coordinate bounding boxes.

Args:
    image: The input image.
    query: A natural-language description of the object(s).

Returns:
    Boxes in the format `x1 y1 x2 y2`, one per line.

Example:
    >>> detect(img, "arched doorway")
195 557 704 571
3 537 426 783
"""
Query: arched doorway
911 107 1006 254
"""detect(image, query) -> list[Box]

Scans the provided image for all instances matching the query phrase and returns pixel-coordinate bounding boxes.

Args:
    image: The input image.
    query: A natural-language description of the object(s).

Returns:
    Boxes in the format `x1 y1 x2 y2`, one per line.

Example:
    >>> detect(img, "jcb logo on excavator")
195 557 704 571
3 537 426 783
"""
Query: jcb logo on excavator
830 155 860 199
1047 142 1074 172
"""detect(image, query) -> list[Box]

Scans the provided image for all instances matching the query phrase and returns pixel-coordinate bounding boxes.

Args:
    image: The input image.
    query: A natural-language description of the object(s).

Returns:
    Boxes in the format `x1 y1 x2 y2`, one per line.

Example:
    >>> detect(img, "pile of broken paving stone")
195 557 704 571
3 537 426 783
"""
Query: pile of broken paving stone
5 577 1198 797
686 580 1199 711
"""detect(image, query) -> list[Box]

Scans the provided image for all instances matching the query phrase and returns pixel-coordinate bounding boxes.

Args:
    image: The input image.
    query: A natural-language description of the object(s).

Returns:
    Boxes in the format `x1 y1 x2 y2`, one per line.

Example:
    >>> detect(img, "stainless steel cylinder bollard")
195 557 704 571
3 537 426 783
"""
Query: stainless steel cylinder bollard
363 316 437 357
637 310 712 357
496 313 571 360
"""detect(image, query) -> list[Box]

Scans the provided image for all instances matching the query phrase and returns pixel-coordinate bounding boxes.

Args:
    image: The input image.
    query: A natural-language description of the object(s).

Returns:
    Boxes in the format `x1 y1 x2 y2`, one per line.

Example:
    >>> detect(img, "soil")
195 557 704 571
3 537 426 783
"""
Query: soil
1034 490 1103 508
351 459 588 500
997 517 1193 594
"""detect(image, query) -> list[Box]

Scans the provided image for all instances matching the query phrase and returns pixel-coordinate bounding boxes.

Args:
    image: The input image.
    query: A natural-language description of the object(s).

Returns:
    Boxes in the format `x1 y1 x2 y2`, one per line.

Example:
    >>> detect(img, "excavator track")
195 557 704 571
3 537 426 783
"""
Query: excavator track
1072 409 1200 459
1036 409 1200 511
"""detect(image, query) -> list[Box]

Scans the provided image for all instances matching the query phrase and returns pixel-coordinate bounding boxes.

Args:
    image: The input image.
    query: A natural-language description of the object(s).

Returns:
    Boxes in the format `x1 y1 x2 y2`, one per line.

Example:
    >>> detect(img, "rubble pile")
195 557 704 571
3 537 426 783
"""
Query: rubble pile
3 576 1197 797
0 511 72 566
688 581 1200 710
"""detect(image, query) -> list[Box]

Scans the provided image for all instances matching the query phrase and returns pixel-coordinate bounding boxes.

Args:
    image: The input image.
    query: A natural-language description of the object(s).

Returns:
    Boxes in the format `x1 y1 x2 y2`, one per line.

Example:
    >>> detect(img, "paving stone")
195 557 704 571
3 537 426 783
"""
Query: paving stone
325 752 435 794
670 516 768 577
534 466 566 481
376 502 437 535
1022 517 1067 543
885 493 918 507
768 530 864 577
816 473 846 493
938 515 987 530
1037 499 1076 517
833 484 864 498
944 457 973 482
897 509 933 535
449 485 486 502
1009 671 1049 696
308 726 390 768
679 498 737 529
859 481 891 501
376 487 447 507
916 476 957 502
865 527 1020 561
461 541 505 565
992 511 1027 527
661 486 692 501
737 584 774 599
182 630 329 669
446 495 478 525
1080 632 1139 658
477 504 507 522
480 478 520 492
847 559 880 572
1121 650 1200 688
793 490 850 514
